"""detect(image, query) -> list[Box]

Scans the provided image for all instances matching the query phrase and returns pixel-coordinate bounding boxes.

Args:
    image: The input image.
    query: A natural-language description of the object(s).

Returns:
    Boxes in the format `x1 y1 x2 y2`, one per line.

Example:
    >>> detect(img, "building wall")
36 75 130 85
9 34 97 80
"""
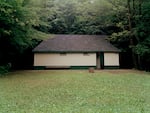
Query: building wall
34 53 96 66
104 53 119 66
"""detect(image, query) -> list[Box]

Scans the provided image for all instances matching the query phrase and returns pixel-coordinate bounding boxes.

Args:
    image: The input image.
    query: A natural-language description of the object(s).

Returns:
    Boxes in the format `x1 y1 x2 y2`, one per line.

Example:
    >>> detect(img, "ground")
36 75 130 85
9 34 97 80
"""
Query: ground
0 70 150 113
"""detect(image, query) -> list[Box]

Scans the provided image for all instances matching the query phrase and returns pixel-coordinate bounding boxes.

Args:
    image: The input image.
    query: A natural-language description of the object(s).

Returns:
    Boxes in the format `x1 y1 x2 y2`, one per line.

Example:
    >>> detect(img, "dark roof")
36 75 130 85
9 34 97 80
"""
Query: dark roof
33 35 120 53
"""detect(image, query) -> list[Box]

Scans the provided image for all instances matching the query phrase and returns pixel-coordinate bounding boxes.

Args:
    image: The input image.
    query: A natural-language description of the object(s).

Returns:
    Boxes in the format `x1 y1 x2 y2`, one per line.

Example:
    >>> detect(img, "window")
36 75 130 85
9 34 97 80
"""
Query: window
83 53 90 56
60 53 67 56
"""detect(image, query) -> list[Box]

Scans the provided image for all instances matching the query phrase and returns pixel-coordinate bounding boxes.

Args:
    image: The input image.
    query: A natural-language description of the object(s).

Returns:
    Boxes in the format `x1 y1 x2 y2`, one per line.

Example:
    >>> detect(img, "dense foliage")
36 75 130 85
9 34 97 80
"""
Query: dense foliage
46 0 114 34
0 0 150 72
109 0 150 70
0 0 48 73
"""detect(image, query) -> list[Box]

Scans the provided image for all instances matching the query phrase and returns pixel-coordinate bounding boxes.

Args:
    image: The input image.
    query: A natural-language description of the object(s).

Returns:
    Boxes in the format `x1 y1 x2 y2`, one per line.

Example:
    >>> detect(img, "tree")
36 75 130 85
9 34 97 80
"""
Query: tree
0 0 149 72
0 0 48 70
108 0 150 70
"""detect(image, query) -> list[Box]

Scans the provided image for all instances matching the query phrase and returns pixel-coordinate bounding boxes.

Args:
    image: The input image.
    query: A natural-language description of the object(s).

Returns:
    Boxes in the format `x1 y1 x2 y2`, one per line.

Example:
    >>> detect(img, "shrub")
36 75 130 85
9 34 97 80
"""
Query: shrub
0 63 11 76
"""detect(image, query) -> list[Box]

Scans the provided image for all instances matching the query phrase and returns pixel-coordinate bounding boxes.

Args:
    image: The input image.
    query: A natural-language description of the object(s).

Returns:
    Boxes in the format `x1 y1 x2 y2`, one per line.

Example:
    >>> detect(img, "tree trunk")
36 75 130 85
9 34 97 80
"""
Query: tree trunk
137 0 143 69
130 38 138 68
127 0 138 68
139 0 142 15
132 0 135 15
127 0 132 32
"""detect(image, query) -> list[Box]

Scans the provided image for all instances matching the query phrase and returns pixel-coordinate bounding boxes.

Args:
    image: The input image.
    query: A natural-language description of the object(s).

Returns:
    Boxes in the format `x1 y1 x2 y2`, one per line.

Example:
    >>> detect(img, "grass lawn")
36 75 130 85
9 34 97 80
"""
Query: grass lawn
0 70 150 113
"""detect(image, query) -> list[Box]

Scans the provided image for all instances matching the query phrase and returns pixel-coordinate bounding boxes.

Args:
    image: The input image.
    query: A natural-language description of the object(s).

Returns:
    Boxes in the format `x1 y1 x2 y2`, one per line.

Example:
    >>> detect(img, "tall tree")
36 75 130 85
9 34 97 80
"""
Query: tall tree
0 0 48 69
108 0 150 70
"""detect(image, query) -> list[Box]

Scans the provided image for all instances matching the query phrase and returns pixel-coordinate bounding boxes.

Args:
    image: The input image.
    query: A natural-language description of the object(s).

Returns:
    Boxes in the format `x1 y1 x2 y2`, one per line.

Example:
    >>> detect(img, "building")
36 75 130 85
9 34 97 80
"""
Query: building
33 35 120 69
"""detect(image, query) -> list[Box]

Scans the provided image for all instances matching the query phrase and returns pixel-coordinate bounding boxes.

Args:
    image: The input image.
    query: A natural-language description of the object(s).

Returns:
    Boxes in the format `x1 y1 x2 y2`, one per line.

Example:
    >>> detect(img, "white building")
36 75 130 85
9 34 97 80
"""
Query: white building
33 35 120 69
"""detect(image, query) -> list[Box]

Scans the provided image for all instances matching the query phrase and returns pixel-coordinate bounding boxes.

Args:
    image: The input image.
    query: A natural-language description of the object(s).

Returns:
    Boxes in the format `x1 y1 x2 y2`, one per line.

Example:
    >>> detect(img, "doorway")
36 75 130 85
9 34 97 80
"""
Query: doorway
96 53 101 69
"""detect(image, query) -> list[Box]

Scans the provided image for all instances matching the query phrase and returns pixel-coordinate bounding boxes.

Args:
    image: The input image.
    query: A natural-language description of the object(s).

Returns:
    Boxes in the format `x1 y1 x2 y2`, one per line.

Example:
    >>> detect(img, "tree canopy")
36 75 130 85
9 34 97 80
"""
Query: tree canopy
0 0 150 73
0 0 48 71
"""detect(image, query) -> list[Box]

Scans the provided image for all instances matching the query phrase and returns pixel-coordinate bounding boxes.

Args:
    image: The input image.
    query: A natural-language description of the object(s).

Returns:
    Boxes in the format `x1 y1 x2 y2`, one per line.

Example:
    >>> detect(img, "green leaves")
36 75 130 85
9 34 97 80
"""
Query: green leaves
107 0 150 70
134 37 150 56
135 44 150 56
46 0 116 34
0 0 150 70
0 0 48 66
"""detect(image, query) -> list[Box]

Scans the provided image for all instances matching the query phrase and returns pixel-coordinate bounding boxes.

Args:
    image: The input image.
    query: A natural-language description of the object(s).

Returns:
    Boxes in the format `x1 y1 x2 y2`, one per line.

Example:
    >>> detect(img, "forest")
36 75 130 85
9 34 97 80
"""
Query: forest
0 0 150 74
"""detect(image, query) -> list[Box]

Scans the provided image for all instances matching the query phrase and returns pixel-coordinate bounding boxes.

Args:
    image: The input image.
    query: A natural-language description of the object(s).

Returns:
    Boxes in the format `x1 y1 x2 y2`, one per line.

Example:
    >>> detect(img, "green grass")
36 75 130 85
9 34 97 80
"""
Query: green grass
0 70 150 113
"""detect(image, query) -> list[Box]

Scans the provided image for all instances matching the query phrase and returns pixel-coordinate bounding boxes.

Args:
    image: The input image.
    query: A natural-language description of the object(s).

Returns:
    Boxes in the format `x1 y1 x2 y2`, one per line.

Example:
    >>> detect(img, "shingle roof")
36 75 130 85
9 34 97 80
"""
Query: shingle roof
33 35 120 53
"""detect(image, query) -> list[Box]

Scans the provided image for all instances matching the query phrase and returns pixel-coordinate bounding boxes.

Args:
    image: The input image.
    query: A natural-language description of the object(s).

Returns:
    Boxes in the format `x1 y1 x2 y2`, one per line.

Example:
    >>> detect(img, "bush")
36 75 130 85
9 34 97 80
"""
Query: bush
0 63 11 76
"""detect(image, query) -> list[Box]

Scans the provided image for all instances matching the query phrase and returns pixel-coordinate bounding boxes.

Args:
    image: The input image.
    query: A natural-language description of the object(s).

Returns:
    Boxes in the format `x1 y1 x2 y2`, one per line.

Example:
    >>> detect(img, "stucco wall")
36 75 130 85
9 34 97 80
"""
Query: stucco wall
34 53 96 66
104 53 119 66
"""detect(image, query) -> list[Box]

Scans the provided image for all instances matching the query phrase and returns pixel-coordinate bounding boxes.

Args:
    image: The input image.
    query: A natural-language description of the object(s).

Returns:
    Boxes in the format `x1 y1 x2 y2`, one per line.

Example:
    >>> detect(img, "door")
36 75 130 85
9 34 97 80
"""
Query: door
96 53 101 69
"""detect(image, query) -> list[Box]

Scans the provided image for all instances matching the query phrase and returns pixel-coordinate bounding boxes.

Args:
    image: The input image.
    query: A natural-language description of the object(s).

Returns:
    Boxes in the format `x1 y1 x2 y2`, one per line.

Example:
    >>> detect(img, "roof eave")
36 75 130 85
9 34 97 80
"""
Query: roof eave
33 50 121 53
